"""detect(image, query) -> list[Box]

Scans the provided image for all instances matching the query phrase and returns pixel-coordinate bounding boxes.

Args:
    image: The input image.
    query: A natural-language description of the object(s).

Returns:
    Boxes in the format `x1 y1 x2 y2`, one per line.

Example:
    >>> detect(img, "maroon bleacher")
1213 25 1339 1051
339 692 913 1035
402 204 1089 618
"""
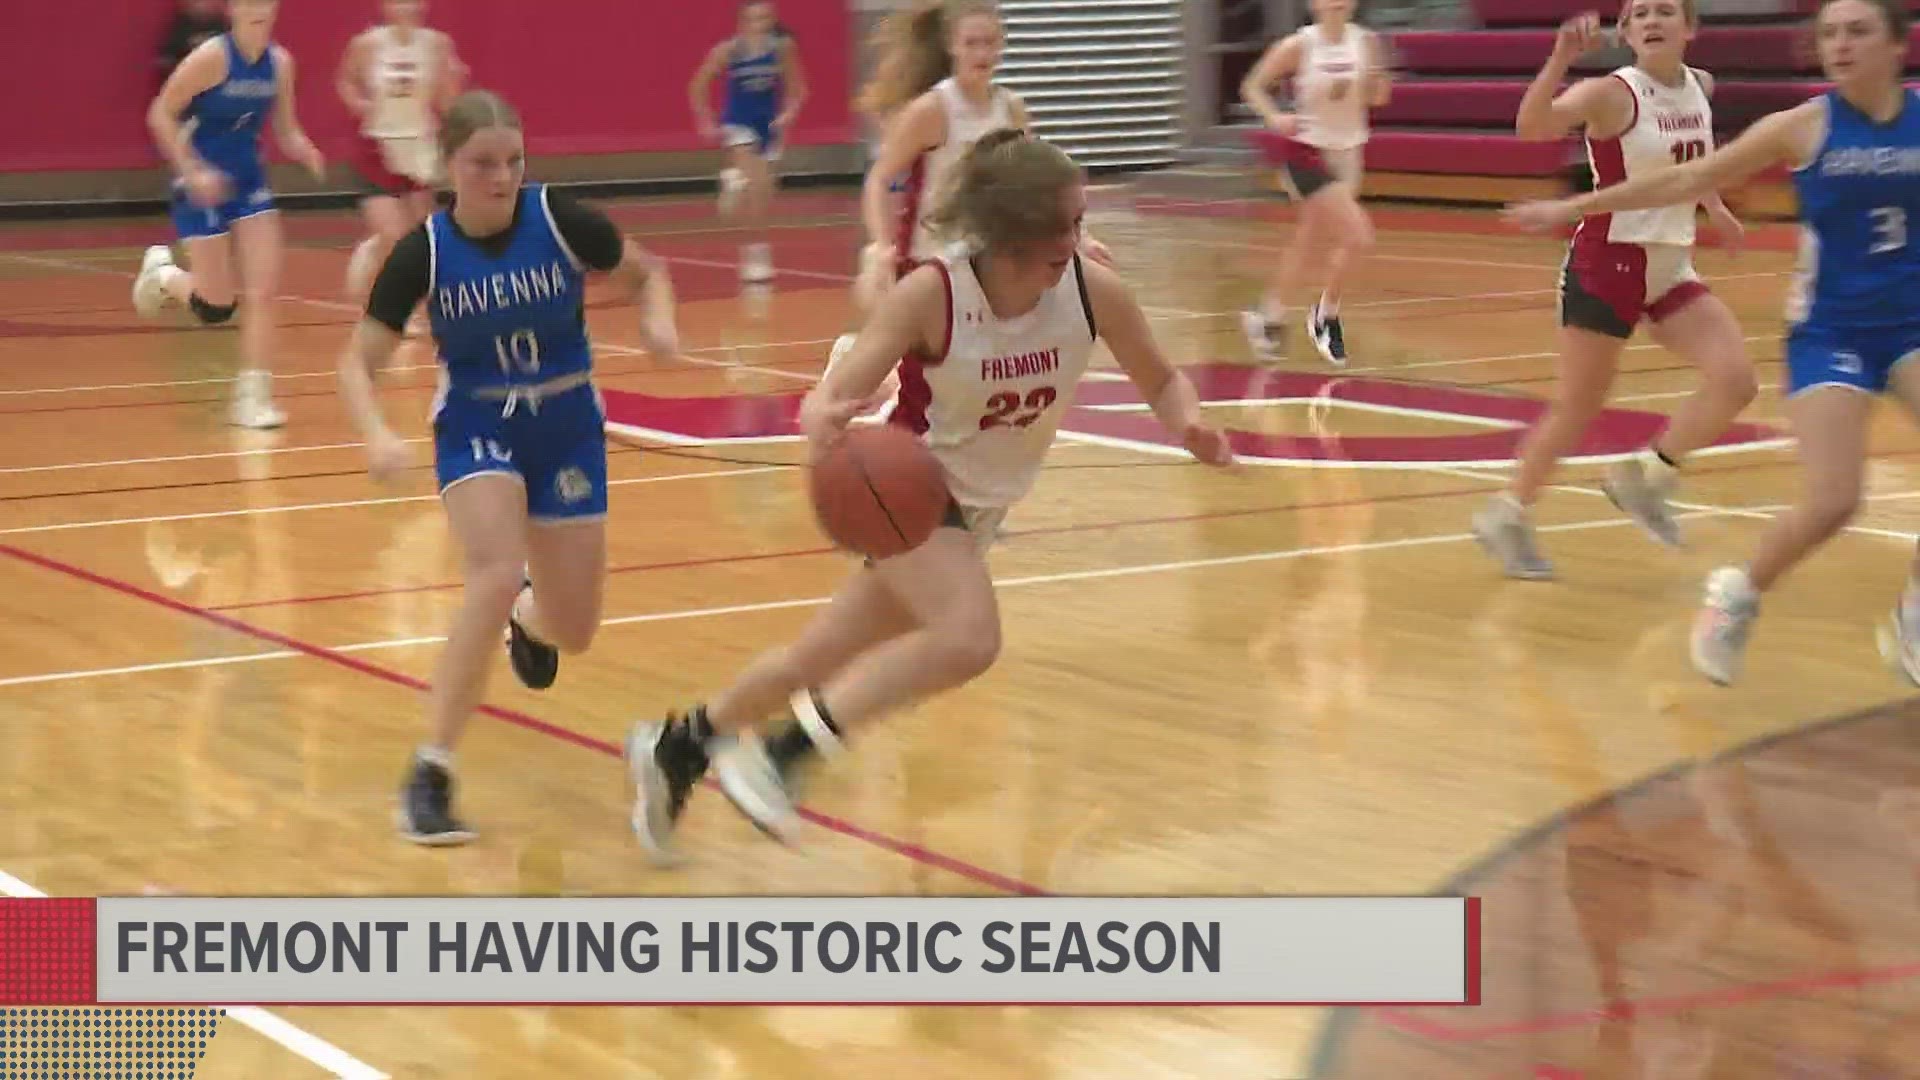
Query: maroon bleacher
1371 77 1824 132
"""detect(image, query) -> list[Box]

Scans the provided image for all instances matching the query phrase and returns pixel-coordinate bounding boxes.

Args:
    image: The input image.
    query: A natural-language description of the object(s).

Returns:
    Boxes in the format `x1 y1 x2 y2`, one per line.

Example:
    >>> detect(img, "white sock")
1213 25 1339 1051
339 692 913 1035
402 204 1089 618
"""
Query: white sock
1260 297 1287 324
511 586 551 644
1641 446 1679 486
416 745 454 769
1317 293 1340 318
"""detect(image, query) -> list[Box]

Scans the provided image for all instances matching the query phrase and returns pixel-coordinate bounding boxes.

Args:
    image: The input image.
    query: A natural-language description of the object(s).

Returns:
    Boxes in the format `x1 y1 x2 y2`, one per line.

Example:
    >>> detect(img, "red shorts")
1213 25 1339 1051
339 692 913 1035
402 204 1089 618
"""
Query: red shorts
350 134 432 197
1559 235 1710 340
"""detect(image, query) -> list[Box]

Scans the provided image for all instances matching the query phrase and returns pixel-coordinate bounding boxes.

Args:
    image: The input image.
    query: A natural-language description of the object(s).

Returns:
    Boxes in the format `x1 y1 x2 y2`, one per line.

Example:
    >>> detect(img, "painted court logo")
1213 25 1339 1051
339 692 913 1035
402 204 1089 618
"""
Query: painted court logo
600 363 1785 467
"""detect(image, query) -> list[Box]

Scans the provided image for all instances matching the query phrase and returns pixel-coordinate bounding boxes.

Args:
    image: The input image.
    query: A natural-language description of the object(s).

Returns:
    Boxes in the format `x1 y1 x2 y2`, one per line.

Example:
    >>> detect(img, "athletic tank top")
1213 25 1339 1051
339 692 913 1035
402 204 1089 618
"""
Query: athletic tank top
1293 23 1372 151
889 250 1098 507
1581 65 1714 248
722 36 783 123
1787 91 1920 329
363 26 436 139
426 185 594 395
897 79 1017 262
186 35 277 177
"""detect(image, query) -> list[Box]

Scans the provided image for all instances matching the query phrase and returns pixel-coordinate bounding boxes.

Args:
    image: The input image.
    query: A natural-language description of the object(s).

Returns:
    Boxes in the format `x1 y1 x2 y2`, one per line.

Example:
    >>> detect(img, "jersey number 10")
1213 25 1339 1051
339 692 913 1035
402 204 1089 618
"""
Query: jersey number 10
1669 139 1708 165
494 330 541 376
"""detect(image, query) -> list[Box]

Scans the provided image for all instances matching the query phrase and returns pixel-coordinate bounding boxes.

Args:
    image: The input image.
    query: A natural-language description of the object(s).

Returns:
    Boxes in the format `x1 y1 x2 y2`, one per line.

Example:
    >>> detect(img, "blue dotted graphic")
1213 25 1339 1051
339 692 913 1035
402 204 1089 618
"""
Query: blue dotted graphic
0 1009 225 1077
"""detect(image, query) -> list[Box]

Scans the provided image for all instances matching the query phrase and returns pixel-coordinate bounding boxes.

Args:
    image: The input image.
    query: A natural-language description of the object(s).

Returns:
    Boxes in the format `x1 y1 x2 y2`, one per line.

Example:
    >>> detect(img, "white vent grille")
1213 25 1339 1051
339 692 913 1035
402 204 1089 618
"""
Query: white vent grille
999 0 1184 168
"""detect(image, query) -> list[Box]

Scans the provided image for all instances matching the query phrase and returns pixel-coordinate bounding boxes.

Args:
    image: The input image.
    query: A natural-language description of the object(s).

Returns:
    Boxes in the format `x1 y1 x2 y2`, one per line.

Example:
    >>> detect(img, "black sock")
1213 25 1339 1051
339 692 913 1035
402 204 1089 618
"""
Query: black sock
766 689 839 769
679 704 716 744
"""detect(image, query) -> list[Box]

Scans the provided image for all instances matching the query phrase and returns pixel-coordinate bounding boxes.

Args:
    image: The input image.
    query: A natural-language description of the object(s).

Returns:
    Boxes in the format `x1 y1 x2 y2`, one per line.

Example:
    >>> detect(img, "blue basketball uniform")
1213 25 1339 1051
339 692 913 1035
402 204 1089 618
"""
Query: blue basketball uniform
1785 90 1920 394
721 37 784 157
169 35 279 240
428 185 608 522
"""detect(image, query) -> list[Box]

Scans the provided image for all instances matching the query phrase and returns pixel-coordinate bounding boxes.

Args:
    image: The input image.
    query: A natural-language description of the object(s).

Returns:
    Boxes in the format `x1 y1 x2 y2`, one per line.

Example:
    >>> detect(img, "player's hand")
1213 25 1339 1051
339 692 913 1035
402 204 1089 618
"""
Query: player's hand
1706 203 1746 254
1266 113 1300 137
365 428 412 485
1080 237 1116 267
292 139 326 184
185 165 230 208
639 308 680 359
799 390 865 455
1552 12 1607 61
1502 198 1581 233
697 118 721 142
1182 423 1237 469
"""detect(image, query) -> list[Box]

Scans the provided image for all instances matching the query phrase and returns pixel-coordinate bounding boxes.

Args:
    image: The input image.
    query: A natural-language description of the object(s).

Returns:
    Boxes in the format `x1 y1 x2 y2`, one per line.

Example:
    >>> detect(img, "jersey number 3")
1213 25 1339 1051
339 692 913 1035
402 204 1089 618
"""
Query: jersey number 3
980 387 1058 430
1871 207 1908 254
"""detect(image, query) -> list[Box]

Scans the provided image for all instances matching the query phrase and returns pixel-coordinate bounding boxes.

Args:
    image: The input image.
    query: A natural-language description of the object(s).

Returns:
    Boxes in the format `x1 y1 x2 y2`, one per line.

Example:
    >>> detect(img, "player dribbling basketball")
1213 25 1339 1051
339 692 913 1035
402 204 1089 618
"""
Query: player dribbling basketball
624 130 1236 862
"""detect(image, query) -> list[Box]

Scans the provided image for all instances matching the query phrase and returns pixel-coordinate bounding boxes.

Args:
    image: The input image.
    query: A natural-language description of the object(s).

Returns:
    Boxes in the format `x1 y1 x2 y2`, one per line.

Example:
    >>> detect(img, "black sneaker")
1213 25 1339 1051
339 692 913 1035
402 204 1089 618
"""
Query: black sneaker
398 758 476 846
505 581 559 690
625 712 713 863
1308 304 1349 367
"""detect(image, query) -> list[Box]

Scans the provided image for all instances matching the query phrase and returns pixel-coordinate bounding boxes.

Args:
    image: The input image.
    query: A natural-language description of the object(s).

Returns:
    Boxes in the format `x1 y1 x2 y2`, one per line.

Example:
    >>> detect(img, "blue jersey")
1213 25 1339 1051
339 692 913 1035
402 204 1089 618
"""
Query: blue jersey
186 35 278 187
1790 90 1920 330
722 37 783 126
427 185 594 396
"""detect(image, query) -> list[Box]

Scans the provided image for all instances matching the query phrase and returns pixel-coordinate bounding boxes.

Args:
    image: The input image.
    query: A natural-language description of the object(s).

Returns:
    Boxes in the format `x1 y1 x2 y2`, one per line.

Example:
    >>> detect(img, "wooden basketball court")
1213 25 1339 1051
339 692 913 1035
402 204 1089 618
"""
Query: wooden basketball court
3 187 1917 1078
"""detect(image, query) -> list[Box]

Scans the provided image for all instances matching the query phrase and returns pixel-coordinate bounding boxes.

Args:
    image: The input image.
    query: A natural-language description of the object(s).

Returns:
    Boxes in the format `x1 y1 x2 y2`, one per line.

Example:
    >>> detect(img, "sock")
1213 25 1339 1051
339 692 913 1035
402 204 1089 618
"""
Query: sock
416 745 454 770
766 688 842 769
677 704 716 744
1261 296 1287 324
1317 293 1340 318
510 586 550 645
1499 491 1530 517
1903 581 1920 625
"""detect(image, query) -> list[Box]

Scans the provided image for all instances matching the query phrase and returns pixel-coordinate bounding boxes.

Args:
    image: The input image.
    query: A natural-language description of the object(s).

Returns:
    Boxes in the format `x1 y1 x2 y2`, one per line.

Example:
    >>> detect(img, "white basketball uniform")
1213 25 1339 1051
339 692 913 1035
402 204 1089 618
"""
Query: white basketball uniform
1288 23 1374 187
895 79 1018 266
889 249 1100 540
359 26 441 186
1563 65 1715 336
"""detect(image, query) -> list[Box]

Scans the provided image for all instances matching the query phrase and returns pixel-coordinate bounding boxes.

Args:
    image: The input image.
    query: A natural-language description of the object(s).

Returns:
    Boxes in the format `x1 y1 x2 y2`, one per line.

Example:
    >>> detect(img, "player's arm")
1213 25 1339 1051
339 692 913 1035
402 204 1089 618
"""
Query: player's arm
271 48 325 179
1690 70 1742 232
335 32 373 117
800 266 942 447
1365 29 1393 107
1240 35 1303 131
1082 259 1234 467
688 41 730 135
340 228 428 479
434 30 468 113
547 189 679 358
148 39 226 178
1515 14 1619 141
864 94 945 250
1507 102 1819 229
775 36 808 130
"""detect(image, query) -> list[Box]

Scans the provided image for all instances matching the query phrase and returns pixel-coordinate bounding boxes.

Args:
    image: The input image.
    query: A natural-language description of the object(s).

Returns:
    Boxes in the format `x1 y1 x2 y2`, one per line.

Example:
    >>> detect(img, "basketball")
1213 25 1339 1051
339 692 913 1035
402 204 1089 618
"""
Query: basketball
807 424 952 560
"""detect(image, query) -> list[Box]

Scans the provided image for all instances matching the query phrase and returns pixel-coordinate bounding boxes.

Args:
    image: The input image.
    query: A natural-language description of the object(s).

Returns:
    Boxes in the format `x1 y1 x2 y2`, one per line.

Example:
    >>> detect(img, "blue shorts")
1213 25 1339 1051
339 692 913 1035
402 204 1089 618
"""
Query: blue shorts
169 172 276 240
721 116 782 159
432 382 609 523
1785 321 1920 395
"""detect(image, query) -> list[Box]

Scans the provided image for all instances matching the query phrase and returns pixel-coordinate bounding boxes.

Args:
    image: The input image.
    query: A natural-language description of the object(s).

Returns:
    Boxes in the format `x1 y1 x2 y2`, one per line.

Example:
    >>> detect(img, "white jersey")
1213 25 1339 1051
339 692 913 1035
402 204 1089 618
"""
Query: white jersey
361 26 438 140
899 78 1018 261
893 249 1099 508
1292 23 1373 151
1585 65 1714 247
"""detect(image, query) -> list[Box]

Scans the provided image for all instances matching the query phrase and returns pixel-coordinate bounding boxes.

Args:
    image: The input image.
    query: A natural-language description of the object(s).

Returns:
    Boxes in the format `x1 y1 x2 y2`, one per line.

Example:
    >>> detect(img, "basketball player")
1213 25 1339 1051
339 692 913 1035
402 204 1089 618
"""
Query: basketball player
133 0 325 430
690 0 808 283
338 90 680 844
624 130 1236 861
830 0 1112 409
1239 0 1391 366
337 0 466 314
1505 0 1920 685
1474 2 1756 581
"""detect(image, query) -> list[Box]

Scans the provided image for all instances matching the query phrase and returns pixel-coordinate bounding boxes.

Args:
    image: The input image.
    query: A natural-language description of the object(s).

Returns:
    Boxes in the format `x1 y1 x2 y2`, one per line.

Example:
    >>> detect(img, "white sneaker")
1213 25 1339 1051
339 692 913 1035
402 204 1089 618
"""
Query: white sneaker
228 370 286 430
718 167 746 217
1690 567 1760 685
133 245 175 317
740 244 774 284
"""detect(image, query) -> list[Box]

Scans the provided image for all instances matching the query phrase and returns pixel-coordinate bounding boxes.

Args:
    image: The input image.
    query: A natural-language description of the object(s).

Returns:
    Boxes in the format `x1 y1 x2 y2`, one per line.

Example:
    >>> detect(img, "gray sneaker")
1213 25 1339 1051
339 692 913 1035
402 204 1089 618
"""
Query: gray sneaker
1472 497 1554 580
1877 592 1920 686
1604 458 1682 547
711 736 806 843
1691 567 1760 686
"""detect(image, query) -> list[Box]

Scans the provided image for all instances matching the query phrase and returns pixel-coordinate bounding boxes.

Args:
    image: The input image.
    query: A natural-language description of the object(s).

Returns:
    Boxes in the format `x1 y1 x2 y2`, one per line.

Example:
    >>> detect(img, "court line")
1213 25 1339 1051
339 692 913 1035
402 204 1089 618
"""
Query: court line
0 542 1047 899
0 464 785 536
0 868 387 1079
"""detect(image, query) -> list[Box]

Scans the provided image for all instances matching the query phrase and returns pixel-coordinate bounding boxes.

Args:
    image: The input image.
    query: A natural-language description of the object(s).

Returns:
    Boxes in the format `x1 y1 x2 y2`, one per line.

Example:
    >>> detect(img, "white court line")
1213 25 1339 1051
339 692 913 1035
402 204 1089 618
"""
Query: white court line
0 464 786 536
0 439 426 477
0 869 387 1079
1617 381 1783 403
15 489 1916 689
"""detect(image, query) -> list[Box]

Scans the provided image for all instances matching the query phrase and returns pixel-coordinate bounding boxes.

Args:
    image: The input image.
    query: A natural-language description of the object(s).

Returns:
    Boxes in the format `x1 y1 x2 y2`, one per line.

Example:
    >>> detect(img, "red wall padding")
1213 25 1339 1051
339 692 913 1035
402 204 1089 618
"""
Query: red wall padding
0 0 854 173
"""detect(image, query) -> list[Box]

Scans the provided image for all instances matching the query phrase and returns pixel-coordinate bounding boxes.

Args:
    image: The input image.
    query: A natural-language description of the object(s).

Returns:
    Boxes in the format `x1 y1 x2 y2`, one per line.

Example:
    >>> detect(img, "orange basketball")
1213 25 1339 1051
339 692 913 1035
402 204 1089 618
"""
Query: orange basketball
807 424 952 560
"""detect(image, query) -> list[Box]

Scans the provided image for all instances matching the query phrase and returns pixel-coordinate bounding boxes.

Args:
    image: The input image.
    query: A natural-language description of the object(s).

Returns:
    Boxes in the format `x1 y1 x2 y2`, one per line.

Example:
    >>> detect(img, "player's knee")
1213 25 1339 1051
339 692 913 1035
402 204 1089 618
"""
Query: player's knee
466 562 527 618
188 293 237 325
540 611 599 655
1711 360 1759 409
1807 488 1862 538
930 613 1001 682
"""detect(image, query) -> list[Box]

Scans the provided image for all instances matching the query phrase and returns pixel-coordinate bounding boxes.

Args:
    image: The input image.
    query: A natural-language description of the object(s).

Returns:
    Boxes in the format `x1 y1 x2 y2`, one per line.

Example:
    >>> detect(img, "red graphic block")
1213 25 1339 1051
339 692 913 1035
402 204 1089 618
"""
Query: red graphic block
0 898 95 1004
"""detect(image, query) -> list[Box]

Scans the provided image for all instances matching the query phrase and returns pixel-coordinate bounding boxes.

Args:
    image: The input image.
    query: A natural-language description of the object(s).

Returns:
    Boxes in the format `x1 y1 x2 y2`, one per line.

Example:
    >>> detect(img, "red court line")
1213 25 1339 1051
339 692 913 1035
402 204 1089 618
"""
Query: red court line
0 541 1049 899
1377 958 1920 1043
